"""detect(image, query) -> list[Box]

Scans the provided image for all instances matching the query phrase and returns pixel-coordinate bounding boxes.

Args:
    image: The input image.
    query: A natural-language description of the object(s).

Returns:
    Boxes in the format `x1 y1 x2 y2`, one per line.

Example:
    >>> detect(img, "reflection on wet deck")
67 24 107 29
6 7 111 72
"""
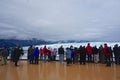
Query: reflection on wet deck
0 61 120 80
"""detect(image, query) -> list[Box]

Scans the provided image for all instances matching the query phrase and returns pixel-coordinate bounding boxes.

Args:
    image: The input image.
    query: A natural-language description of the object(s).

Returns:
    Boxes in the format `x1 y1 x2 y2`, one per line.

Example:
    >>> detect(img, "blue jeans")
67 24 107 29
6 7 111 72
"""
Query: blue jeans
44 54 47 63
87 54 92 62
59 54 64 63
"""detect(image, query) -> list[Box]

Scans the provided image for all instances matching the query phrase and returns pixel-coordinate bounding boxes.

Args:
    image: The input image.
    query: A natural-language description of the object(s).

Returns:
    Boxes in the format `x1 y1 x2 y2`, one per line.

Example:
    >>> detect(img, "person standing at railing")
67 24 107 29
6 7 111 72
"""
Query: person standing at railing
40 47 43 61
13 46 24 67
28 45 34 62
9 47 14 62
43 45 48 63
99 45 105 64
74 47 79 64
92 46 99 63
104 43 111 67
70 45 75 64
33 47 39 64
0 48 2 64
52 48 57 61
58 45 64 64
113 44 119 64
118 46 120 64
29 46 35 64
66 47 72 66
86 43 93 63
47 47 52 62
79 46 86 65
1 47 9 65
108 46 113 63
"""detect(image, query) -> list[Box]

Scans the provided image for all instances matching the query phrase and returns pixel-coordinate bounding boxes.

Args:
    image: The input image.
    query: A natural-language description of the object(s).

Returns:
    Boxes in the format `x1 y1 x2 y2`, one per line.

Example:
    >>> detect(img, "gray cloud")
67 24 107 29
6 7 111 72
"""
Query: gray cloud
0 0 120 41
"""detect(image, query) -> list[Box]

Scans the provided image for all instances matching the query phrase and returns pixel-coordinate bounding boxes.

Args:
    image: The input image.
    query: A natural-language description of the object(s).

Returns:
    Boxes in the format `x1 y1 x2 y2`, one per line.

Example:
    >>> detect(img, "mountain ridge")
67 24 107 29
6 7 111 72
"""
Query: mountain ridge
0 39 91 48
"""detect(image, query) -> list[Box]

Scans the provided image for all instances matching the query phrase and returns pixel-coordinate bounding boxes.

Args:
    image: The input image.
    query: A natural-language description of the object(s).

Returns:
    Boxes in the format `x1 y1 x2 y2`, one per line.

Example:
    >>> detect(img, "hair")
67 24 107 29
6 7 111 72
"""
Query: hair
88 43 90 45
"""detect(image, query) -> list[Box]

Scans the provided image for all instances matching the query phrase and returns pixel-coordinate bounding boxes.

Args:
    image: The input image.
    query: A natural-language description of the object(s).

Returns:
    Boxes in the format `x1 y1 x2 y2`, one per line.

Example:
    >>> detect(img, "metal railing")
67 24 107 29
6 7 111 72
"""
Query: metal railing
7 50 115 62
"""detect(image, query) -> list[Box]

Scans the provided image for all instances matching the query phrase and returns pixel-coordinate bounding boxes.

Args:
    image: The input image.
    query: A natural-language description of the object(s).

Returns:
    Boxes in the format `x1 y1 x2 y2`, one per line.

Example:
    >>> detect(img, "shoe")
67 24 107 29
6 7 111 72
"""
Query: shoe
15 65 19 67
83 63 86 65
106 65 111 67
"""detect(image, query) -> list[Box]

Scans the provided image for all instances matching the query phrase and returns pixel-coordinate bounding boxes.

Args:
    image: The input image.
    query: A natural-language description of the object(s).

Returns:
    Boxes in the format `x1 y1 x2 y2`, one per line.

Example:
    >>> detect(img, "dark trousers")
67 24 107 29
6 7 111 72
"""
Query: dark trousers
87 54 92 62
66 58 71 65
75 56 79 63
28 55 31 61
34 56 39 64
115 56 119 64
53 55 56 61
15 60 18 66
106 56 111 66
30 60 34 64
40 54 43 60
80 56 86 64
48 54 52 62
14 58 19 66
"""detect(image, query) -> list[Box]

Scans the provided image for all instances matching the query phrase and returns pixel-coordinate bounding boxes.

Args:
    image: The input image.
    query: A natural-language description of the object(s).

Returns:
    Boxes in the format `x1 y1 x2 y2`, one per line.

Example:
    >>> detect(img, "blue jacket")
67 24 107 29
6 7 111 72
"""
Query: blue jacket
66 49 71 59
70 49 75 58
33 48 39 57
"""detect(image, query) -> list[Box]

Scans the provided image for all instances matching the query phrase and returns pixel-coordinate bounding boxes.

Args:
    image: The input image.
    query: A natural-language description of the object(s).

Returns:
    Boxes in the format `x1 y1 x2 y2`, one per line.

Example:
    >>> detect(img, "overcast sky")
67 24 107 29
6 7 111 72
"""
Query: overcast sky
0 0 120 41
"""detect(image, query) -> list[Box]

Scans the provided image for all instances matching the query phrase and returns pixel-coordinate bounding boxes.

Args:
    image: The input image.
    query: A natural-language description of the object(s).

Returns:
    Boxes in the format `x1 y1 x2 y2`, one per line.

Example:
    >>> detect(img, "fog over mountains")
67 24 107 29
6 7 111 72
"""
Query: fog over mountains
0 38 90 47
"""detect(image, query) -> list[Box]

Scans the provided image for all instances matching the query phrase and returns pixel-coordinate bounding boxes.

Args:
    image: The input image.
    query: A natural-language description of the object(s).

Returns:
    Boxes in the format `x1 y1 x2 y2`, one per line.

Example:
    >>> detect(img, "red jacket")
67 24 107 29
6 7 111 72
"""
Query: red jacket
47 49 51 55
43 47 48 54
40 48 43 55
104 46 110 57
86 45 92 55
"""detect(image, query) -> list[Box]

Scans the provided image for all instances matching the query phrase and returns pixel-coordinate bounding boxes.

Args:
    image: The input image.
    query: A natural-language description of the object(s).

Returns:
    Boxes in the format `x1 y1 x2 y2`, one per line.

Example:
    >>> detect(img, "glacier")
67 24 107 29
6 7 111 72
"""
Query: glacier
18 42 120 60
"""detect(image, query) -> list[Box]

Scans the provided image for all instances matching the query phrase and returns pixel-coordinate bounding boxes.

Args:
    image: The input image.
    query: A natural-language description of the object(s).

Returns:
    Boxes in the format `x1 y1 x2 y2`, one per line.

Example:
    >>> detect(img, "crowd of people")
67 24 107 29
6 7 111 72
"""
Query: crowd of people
27 45 57 64
27 43 120 67
0 43 120 67
0 46 24 66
